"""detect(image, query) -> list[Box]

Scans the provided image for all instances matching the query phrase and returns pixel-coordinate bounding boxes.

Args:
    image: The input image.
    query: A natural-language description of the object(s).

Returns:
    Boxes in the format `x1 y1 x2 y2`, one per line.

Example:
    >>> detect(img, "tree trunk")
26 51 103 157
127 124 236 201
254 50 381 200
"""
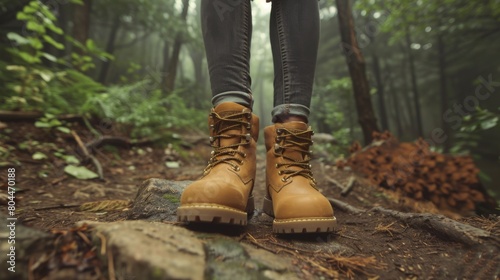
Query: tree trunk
336 0 379 145
437 33 451 152
98 15 121 84
73 0 91 46
387 69 403 138
372 54 389 131
399 47 416 133
164 0 190 93
405 28 424 137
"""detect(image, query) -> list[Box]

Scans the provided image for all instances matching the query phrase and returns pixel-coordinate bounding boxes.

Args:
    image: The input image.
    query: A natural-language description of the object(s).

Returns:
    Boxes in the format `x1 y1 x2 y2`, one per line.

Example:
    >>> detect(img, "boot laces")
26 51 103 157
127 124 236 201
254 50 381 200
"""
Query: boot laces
204 111 252 173
274 127 315 182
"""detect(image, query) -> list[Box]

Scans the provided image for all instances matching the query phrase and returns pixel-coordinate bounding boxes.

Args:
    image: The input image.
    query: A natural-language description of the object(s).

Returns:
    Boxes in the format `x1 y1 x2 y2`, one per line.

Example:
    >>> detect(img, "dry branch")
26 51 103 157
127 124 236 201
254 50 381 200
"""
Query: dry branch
370 206 499 246
328 197 365 215
71 130 104 179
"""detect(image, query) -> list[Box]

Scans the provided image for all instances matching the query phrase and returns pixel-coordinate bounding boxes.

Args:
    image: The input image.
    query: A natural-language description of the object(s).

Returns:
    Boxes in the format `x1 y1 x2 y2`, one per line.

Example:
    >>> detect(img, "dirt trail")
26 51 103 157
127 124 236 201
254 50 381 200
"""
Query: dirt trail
0 121 499 279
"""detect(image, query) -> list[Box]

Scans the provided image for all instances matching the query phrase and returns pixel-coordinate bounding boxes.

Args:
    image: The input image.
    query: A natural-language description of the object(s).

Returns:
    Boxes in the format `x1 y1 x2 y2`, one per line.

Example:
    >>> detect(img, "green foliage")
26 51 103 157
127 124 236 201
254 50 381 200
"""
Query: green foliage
310 77 356 158
84 80 206 138
34 113 70 134
452 107 500 154
0 0 108 114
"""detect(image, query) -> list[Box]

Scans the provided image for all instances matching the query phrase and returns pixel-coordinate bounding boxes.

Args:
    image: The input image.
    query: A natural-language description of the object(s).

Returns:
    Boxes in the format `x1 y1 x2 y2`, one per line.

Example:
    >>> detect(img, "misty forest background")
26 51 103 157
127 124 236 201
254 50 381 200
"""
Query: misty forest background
0 0 499 200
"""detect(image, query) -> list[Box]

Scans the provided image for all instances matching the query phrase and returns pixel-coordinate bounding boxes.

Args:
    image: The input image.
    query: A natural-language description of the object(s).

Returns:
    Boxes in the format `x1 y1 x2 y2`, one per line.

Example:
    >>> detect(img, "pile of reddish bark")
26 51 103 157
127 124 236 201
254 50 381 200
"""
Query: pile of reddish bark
336 131 496 213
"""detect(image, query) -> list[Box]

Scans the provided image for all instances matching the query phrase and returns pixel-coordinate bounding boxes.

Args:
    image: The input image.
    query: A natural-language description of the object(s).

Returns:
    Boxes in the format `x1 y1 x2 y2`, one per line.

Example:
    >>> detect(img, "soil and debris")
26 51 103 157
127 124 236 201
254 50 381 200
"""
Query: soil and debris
0 119 499 279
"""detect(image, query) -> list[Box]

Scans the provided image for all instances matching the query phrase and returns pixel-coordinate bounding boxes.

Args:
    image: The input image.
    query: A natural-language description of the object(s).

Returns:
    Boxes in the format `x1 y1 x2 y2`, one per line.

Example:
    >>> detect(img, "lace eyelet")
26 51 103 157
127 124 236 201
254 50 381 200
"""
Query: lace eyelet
275 163 279 168
278 171 282 175
281 177 288 182
234 166 240 171
274 143 281 152
276 128 283 135
243 153 247 158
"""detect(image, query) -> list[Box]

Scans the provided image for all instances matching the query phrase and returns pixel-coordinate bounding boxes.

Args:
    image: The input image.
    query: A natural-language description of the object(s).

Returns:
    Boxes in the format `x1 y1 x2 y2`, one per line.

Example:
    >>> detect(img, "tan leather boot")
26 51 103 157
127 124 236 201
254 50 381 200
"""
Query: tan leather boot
177 102 259 225
263 122 337 233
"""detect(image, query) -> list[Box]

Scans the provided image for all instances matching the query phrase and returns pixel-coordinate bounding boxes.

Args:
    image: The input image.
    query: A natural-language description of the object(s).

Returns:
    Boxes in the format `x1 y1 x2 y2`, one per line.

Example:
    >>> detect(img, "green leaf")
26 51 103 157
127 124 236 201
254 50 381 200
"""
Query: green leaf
32 152 47 160
16 12 34 21
43 35 64 49
64 165 99 179
27 21 46 34
39 70 54 82
17 51 41 64
165 161 180 168
56 127 71 134
86 39 97 50
63 155 80 164
480 117 498 130
49 119 62 127
34 121 51 128
46 24 63 35
22 6 37 14
29 1 40 9
6 65 27 72
7 33 30 45
29 37 43 49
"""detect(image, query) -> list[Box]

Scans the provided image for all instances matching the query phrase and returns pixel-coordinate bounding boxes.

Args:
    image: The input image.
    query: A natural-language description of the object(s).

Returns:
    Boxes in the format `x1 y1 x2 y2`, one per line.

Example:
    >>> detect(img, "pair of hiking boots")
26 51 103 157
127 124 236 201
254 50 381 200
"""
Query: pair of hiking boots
177 102 336 234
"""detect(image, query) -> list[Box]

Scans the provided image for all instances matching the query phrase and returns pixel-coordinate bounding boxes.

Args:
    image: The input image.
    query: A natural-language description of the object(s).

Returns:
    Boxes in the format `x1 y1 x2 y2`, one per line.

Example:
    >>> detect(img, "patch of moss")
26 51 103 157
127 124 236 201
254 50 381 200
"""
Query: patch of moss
163 194 180 203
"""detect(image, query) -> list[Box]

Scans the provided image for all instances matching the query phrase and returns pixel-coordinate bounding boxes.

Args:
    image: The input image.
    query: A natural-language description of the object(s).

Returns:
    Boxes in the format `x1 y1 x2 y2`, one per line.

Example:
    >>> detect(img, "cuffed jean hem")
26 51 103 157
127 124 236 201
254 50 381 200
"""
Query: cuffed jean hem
211 91 254 109
271 104 310 123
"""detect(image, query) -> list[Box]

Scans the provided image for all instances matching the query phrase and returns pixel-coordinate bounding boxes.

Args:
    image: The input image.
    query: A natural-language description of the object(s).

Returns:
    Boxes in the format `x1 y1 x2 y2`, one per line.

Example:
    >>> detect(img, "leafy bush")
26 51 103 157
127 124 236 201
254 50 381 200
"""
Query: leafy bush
310 77 357 158
451 107 499 154
0 0 108 114
84 80 206 138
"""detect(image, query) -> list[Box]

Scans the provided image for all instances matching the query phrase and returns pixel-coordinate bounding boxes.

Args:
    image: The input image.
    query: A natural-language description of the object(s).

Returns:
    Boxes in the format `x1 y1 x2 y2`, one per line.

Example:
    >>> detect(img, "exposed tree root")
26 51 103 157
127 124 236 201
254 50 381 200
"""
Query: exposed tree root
370 206 499 246
329 197 499 247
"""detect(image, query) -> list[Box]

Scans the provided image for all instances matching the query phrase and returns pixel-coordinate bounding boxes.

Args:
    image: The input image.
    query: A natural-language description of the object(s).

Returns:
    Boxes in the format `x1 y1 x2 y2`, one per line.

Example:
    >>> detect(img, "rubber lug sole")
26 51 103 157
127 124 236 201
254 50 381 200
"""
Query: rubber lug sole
177 196 254 226
263 196 337 234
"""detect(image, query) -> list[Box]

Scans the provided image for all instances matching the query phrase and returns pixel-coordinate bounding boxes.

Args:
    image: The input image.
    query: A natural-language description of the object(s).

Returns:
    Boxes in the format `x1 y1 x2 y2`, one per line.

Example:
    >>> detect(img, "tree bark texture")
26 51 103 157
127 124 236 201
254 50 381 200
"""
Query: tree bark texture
336 0 379 145
405 28 424 137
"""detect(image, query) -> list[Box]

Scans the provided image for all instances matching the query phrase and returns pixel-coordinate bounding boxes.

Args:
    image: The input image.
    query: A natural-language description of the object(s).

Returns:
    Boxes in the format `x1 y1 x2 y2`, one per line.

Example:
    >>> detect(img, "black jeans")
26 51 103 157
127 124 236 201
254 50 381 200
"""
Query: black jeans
202 0 320 122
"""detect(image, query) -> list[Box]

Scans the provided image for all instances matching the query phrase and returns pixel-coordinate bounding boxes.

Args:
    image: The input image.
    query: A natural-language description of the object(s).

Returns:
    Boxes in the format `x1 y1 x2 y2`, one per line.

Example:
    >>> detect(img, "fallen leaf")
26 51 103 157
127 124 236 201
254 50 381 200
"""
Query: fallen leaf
64 165 98 180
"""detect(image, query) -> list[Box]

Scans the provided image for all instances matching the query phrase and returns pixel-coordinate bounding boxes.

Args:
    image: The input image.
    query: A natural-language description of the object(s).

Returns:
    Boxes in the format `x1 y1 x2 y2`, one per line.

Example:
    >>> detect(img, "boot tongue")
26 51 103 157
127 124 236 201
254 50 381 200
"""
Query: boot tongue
277 122 312 162
212 103 249 147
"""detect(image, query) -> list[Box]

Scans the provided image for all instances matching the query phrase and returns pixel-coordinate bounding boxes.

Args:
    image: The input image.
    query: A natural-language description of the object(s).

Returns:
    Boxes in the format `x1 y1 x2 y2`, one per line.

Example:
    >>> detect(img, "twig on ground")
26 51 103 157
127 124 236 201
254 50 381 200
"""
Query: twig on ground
370 206 499 246
325 175 345 190
71 130 89 158
83 117 101 138
373 221 397 237
71 130 104 179
341 176 356 196
244 233 279 254
328 197 365 215
95 232 107 255
107 247 116 280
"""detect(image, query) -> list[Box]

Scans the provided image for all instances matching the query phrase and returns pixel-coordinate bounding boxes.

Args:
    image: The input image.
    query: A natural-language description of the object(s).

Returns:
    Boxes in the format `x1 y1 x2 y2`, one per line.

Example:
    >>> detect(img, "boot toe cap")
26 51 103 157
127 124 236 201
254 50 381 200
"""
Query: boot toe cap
273 194 334 220
180 180 248 211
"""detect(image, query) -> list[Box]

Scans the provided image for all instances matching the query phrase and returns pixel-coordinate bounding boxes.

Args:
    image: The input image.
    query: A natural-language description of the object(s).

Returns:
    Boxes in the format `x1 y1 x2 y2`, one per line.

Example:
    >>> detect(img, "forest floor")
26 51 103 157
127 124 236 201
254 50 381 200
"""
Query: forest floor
0 120 499 279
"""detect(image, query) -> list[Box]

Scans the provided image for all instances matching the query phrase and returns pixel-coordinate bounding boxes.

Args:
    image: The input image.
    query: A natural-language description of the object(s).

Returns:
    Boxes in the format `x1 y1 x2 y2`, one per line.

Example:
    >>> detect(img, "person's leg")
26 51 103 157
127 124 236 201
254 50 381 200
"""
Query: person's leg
178 0 258 226
202 0 253 108
270 0 320 123
264 0 336 234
